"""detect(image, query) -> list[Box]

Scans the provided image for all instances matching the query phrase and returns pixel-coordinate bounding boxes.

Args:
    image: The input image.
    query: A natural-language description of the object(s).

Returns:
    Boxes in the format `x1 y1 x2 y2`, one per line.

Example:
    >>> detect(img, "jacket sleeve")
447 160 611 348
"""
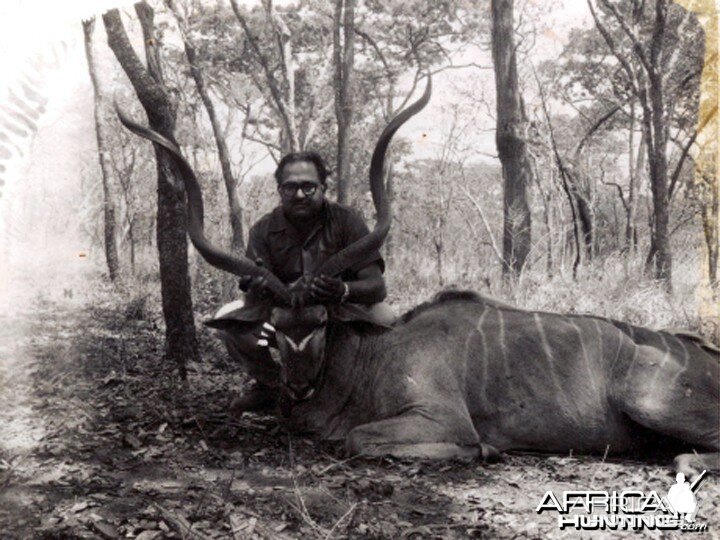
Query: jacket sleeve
245 222 273 268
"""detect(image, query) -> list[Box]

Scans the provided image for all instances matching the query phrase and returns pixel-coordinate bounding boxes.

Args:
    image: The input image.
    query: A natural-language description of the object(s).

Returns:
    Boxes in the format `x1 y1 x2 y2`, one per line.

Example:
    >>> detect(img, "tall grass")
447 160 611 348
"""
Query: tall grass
99 228 718 345
386 244 718 342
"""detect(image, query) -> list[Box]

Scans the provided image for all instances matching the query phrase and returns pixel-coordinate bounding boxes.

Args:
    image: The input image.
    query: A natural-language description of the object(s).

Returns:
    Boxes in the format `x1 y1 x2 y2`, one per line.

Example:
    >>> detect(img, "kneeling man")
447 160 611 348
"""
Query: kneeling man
218 151 392 413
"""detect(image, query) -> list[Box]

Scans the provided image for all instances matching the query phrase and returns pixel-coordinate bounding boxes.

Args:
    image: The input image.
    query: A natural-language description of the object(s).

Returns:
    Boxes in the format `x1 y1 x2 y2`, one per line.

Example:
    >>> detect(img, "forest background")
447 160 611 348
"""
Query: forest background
1 0 716 355
0 0 718 537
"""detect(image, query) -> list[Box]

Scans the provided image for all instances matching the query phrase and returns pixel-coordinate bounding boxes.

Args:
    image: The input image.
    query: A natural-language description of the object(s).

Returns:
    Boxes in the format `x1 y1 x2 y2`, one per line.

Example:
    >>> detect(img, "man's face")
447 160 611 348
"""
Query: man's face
278 161 325 222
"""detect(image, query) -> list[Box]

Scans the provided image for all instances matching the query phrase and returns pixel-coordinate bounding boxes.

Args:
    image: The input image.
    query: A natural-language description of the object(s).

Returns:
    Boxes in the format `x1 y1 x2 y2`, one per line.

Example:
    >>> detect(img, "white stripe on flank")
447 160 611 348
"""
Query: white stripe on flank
533 313 565 395
611 329 625 372
669 334 691 388
593 319 604 362
661 332 688 388
624 345 639 381
475 307 490 409
498 310 512 383
476 308 488 350
673 334 691 367
534 313 554 361
572 319 600 398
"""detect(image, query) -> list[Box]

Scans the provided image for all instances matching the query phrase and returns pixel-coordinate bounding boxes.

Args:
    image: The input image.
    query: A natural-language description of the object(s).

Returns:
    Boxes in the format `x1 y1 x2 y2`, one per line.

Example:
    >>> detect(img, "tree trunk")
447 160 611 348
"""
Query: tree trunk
536 167 553 277
333 0 356 204
166 0 244 253
700 168 718 284
626 102 637 250
568 180 593 261
491 0 532 276
434 237 444 288
634 0 672 287
588 0 674 287
129 224 136 274
83 18 120 282
103 4 199 377
647 69 672 284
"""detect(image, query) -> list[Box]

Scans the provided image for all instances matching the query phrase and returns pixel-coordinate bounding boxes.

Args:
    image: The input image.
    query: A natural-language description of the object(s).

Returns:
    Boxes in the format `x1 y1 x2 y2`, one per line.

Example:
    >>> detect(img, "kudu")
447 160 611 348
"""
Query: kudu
117 79 719 477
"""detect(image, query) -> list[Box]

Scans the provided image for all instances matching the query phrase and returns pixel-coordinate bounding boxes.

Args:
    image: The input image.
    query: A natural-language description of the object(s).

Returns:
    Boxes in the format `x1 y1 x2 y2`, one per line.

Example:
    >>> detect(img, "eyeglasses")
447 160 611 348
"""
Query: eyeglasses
278 182 321 198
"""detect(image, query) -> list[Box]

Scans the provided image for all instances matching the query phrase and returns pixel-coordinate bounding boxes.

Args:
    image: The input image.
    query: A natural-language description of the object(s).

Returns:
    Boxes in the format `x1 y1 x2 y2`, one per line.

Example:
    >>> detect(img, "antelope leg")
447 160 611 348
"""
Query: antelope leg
345 407 485 460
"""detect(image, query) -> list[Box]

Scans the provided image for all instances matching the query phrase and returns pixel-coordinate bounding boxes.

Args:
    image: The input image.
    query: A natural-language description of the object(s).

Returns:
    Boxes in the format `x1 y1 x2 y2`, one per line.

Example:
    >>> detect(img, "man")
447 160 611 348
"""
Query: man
226 150 391 412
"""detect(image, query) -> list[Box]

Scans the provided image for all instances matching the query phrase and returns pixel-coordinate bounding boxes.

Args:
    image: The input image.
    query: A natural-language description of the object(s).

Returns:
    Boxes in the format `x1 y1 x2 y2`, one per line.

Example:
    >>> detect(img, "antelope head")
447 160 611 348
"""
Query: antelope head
116 75 431 402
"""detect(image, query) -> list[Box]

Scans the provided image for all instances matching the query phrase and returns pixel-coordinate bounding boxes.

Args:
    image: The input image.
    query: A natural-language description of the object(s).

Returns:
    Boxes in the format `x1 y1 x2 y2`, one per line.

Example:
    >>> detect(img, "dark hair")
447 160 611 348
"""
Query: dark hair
274 151 330 185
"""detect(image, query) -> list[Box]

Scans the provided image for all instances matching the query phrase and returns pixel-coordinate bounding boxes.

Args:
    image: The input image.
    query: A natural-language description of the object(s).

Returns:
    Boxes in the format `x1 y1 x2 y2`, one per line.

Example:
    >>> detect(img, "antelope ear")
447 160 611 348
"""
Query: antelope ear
327 304 394 332
204 302 272 331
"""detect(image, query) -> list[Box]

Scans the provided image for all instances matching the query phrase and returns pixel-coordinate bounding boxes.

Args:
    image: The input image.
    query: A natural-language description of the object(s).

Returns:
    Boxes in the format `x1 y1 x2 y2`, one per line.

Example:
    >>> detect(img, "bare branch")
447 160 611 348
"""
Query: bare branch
430 62 493 75
574 104 622 158
229 0 296 148
533 65 582 276
587 0 639 93
602 180 629 211
597 0 651 72
669 103 718 198
458 181 504 265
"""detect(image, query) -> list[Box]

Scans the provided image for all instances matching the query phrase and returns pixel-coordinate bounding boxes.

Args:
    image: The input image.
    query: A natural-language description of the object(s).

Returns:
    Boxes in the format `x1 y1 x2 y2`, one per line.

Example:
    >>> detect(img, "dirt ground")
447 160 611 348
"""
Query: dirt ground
0 274 718 539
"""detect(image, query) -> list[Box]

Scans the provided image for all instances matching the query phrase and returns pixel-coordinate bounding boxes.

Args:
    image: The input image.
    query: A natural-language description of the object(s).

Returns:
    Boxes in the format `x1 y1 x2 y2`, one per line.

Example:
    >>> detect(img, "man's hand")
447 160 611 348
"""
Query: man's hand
310 275 347 304
239 275 269 295
239 259 270 299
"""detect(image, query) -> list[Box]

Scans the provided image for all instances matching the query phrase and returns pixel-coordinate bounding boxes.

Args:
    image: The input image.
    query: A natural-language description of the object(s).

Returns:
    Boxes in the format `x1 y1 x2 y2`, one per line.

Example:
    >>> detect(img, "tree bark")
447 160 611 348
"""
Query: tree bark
333 0 356 204
567 177 593 261
166 0 244 253
83 18 120 282
646 0 672 284
626 105 639 250
128 224 136 273
491 0 532 276
103 4 199 377
590 0 673 287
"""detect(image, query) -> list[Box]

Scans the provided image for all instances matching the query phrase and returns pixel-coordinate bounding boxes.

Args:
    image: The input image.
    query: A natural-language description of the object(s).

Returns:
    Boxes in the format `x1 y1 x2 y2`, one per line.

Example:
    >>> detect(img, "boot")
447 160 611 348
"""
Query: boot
230 381 277 414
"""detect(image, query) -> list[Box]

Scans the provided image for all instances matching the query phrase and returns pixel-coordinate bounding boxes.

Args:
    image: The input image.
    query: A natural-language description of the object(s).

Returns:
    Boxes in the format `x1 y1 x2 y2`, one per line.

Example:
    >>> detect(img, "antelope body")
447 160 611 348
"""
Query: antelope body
117 79 719 476
242 291 715 475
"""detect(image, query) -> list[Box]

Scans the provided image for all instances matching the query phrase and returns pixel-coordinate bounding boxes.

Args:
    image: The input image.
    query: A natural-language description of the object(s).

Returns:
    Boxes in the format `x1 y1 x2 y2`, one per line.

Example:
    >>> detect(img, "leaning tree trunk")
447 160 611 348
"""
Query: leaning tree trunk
103 3 199 377
333 0 356 205
83 18 119 282
570 182 593 261
491 0 533 276
166 0 244 253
